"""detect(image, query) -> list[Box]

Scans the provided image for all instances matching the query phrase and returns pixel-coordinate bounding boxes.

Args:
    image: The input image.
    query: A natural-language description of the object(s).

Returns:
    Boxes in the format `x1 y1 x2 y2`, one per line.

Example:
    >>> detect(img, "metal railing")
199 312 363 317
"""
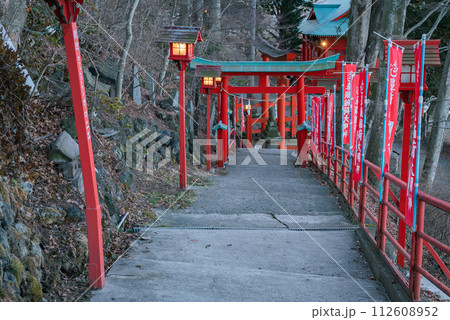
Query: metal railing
313 141 450 301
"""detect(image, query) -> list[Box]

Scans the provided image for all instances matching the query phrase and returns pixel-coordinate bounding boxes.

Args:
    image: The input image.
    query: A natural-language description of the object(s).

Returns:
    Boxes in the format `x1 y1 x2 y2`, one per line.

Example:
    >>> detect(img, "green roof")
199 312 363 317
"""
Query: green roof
190 54 340 74
299 0 350 37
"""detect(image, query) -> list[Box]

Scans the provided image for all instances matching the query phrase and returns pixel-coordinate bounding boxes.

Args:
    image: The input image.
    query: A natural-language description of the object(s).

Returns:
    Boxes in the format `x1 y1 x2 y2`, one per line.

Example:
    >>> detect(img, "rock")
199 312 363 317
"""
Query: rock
156 111 167 120
96 128 118 138
83 67 112 94
133 117 148 134
0 243 7 259
23 272 42 301
19 182 33 196
38 207 65 225
49 131 80 164
58 161 78 179
3 271 20 299
62 113 77 139
72 168 84 194
0 227 10 254
159 98 172 110
104 193 120 222
29 241 43 269
118 167 134 189
0 198 15 228
66 206 84 223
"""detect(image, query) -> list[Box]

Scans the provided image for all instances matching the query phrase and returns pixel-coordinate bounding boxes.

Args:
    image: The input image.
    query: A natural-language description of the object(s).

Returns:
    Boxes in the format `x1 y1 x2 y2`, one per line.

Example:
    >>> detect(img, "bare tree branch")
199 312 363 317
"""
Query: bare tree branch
427 1 450 39
402 1 446 38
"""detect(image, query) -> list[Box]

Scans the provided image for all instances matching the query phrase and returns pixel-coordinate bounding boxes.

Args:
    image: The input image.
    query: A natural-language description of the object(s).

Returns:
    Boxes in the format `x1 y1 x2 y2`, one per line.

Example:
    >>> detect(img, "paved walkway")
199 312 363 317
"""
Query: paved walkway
91 149 389 302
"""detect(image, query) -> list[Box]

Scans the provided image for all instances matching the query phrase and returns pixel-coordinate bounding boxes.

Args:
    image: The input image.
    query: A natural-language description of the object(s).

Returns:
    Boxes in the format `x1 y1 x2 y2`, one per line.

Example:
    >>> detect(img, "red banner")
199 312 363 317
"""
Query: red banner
342 64 357 144
383 45 403 171
327 93 335 154
320 96 326 152
405 40 424 228
312 96 320 152
353 69 371 181
351 73 360 151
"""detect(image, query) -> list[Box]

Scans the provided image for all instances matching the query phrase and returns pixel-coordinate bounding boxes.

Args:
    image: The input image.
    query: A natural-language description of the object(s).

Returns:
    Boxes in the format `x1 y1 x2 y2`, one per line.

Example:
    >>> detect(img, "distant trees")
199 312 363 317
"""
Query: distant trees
262 0 312 50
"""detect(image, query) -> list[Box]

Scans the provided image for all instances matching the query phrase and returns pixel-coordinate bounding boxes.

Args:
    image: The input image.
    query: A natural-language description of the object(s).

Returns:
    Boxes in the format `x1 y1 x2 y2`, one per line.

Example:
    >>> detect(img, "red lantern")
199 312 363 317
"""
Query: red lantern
202 77 216 89
169 42 195 61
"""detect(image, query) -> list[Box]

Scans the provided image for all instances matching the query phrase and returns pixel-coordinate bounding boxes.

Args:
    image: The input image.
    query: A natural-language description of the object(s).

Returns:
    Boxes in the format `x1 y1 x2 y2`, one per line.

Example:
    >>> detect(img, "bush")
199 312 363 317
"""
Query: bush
0 31 35 176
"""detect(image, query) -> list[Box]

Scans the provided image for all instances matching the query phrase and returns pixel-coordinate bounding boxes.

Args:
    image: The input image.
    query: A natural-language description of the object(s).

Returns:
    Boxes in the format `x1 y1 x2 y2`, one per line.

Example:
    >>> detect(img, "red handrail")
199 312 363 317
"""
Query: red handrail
311 141 450 301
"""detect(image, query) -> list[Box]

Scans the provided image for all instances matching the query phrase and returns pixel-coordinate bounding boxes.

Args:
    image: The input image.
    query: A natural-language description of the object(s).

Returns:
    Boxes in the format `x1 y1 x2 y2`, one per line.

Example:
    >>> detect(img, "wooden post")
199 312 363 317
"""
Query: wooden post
246 111 253 147
178 61 188 188
377 178 390 252
218 89 224 168
398 92 413 268
291 95 297 138
206 90 211 171
63 18 105 288
277 77 286 148
359 165 369 225
334 149 339 186
221 76 229 165
260 67 270 131
410 200 425 301
297 76 307 167
341 152 347 195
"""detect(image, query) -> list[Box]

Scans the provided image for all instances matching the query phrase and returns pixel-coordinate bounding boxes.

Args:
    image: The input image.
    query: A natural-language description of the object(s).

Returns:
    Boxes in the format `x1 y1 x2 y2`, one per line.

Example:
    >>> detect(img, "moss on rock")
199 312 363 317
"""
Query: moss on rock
0 243 7 258
10 255 24 284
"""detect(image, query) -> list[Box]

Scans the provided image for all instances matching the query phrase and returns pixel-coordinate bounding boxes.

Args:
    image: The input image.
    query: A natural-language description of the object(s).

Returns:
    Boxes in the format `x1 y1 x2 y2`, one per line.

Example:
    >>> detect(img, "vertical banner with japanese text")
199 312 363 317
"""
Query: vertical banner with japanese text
352 67 371 182
383 44 403 171
379 41 403 202
312 96 320 152
342 63 357 145
351 73 360 151
405 36 426 229
320 96 326 153
327 93 335 156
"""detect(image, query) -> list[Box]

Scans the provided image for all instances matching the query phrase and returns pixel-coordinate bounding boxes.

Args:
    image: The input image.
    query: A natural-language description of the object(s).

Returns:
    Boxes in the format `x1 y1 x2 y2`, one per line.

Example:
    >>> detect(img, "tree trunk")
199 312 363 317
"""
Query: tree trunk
179 0 192 25
420 42 450 192
250 0 257 87
115 0 140 99
210 0 221 31
345 0 372 66
365 0 409 170
364 0 385 67
192 0 204 26
156 0 178 99
1 0 28 49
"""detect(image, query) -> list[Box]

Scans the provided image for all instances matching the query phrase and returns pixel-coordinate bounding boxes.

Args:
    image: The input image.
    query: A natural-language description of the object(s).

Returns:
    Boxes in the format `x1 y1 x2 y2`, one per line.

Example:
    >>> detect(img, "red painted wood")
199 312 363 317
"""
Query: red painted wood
221 77 229 164
178 61 188 189
206 91 211 171
63 20 105 288
398 92 413 268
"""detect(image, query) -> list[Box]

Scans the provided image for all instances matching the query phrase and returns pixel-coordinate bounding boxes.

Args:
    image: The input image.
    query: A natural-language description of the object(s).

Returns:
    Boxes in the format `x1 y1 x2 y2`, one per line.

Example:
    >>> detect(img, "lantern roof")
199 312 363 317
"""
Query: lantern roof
383 39 441 66
195 65 222 78
158 26 203 44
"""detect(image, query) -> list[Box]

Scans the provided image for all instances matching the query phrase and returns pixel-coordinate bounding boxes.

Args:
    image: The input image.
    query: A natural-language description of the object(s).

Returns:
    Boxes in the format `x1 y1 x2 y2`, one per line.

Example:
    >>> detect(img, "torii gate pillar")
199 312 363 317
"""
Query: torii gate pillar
277 77 288 148
297 76 307 167
219 76 229 167
261 55 270 131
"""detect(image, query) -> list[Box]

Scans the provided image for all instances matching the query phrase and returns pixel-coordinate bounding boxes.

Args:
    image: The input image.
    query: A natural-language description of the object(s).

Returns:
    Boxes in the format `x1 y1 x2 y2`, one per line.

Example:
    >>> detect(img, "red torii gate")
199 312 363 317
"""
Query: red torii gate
193 55 340 166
